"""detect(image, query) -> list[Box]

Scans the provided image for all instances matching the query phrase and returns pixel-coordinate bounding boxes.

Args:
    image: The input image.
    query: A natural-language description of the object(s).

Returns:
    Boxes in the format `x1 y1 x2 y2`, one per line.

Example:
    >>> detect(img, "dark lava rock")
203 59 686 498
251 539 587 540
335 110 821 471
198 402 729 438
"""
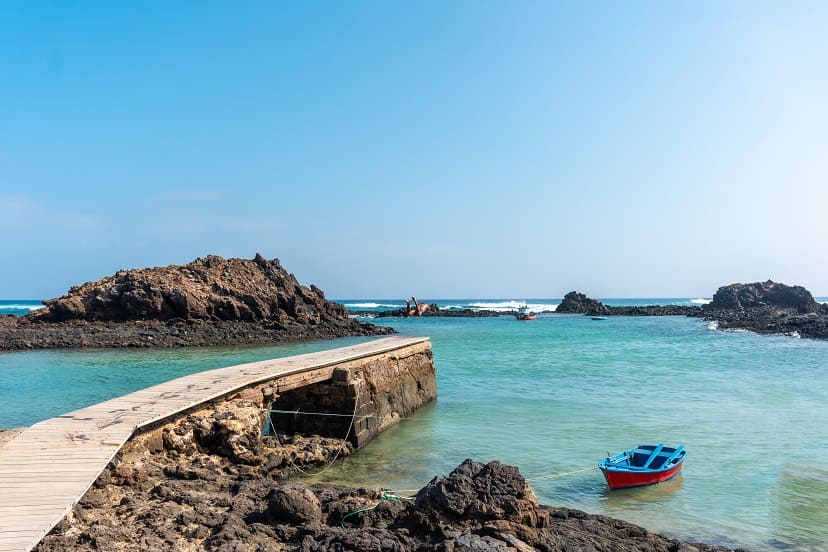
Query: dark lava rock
268 484 323 523
415 459 548 528
37 451 742 552
555 291 611 315
31 253 350 324
556 292 699 317
366 305 506 318
697 281 828 340
0 254 393 350
608 305 700 316
705 280 823 314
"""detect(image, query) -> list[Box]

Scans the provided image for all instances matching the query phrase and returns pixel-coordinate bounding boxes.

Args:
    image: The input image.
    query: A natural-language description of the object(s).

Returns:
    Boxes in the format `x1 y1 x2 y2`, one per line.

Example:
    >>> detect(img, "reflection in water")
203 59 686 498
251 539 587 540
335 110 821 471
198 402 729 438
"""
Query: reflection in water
770 461 828 552
601 473 685 515
296 403 438 493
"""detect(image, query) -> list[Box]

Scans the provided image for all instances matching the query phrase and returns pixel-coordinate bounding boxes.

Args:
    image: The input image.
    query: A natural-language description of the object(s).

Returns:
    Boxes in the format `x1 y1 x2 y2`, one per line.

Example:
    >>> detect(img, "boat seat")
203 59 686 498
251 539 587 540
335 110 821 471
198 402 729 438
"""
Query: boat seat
642 444 665 469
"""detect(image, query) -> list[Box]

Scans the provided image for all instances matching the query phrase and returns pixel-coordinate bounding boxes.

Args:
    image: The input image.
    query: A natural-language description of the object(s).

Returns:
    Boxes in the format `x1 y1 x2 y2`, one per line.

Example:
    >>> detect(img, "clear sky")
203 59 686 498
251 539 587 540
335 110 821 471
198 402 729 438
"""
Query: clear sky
2 1 827 299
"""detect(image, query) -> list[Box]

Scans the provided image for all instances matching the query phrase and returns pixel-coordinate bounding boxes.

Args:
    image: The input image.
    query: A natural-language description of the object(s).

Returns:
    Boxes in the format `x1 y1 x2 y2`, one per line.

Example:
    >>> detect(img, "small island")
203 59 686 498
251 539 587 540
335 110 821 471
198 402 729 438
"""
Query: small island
0 254 392 350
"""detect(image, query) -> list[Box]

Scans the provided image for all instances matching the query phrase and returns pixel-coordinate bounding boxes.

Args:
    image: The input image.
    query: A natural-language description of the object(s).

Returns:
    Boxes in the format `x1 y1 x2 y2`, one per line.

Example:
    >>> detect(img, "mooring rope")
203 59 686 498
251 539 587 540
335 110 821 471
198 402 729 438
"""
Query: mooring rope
340 492 410 528
267 385 362 477
524 466 597 482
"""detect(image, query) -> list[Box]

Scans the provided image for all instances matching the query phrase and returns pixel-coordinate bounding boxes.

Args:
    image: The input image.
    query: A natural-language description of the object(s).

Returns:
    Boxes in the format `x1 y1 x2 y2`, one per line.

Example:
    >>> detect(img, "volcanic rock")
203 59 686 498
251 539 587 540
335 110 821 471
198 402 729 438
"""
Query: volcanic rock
705 280 823 314
0 254 393 350
37 453 740 552
555 291 611 315
696 280 828 339
31 253 346 324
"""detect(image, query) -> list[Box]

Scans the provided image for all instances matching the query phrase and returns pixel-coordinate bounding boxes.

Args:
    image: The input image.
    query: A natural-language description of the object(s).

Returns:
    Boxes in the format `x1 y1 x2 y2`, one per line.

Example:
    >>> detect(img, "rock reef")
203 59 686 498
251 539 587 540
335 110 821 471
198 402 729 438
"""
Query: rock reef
556 291 699 316
0 254 392 350
556 282 828 340
358 305 505 318
695 280 828 339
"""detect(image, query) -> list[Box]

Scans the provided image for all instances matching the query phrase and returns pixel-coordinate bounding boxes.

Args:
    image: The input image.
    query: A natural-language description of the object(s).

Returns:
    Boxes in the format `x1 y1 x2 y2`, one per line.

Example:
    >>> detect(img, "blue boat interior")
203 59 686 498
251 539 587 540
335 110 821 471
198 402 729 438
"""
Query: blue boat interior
600 443 686 472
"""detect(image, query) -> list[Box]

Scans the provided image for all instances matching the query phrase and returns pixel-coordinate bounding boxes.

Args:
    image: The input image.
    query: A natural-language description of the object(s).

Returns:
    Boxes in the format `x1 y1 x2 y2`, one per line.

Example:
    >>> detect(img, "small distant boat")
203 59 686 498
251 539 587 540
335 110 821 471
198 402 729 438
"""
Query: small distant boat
598 443 686 490
591 316 608 320
515 305 536 321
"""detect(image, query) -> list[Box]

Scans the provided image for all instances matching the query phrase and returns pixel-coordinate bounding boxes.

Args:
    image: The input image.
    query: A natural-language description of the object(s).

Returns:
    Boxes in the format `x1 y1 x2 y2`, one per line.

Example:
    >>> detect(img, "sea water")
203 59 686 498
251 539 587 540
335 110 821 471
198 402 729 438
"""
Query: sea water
2 299 828 550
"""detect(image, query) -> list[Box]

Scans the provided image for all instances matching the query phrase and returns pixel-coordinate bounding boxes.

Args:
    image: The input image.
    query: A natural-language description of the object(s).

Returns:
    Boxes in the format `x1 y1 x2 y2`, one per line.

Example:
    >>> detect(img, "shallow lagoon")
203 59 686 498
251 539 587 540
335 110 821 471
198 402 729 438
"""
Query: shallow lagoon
2 313 827 550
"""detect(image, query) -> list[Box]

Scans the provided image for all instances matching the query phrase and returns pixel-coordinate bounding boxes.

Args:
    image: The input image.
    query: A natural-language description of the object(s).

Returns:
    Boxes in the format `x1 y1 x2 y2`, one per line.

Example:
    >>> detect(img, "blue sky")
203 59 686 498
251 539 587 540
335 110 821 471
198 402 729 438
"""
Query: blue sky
2 1 827 299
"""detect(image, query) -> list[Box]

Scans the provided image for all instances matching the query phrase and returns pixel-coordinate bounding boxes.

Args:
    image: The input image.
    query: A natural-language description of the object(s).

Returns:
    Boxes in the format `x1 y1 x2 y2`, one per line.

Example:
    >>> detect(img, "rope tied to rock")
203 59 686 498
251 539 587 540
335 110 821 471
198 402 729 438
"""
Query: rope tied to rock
524 466 597 482
340 492 409 529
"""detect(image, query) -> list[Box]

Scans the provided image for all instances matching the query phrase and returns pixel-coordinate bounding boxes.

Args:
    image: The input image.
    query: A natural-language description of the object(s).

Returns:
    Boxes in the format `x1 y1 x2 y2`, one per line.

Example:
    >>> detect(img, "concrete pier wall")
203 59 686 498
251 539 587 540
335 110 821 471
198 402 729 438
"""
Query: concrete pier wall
124 339 436 460
270 340 436 448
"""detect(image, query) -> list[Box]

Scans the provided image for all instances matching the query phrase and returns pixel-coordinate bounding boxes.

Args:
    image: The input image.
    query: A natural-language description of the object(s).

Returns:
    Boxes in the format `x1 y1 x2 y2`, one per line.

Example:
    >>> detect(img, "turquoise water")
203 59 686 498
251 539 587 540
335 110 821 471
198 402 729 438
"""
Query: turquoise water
2 299 828 550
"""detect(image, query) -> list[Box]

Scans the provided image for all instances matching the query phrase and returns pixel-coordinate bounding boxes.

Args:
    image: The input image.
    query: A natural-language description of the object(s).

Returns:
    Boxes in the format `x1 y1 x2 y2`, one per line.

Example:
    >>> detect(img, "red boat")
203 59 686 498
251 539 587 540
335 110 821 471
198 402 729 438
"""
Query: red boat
598 443 686 490
515 305 536 321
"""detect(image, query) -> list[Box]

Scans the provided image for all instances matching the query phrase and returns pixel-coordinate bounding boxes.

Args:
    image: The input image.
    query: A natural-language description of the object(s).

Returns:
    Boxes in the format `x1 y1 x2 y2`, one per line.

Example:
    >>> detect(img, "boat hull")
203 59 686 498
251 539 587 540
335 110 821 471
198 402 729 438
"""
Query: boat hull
516 314 536 321
600 459 684 490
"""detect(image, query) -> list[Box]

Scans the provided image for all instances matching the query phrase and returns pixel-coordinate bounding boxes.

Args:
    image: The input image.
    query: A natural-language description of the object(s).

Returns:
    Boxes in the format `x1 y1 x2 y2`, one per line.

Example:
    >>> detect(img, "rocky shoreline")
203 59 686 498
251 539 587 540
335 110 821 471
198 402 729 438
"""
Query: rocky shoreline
555 283 828 340
0 254 392 351
28 425 742 552
0 317 388 350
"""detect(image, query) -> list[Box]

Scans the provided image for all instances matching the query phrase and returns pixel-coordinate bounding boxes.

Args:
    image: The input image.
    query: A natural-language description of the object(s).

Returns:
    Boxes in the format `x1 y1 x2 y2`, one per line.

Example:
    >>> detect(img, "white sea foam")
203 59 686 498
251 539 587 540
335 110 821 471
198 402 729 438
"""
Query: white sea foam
0 304 44 311
790 331 801 339
343 302 400 309
467 300 559 313
691 298 712 305
707 321 719 331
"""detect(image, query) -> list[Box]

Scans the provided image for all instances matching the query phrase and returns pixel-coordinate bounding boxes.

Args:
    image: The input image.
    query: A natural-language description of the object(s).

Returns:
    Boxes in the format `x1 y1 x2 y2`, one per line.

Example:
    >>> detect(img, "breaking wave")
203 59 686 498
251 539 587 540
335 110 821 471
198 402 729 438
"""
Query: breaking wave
466 301 559 313
0 304 44 311
0 302 44 315
342 302 401 309
691 298 712 305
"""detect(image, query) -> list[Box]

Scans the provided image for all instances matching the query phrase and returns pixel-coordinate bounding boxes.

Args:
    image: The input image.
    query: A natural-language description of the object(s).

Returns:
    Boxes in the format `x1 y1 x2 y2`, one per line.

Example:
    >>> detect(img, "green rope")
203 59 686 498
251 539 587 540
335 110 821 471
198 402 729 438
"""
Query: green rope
340 492 403 529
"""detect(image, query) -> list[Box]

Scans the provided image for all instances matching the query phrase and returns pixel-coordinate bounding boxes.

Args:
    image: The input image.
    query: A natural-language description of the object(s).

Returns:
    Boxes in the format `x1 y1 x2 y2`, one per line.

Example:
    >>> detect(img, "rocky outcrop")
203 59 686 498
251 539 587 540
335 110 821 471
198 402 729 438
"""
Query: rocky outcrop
555 292 700 317
0 254 393 350
31 253 347 324
555 292 611 315
705 280 823 314
696 281 828 339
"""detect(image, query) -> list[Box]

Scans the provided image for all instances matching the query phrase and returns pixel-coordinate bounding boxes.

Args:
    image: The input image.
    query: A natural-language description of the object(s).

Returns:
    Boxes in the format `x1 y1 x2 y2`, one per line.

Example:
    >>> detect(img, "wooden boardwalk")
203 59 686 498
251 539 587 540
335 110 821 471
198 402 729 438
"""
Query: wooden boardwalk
0 335 429 552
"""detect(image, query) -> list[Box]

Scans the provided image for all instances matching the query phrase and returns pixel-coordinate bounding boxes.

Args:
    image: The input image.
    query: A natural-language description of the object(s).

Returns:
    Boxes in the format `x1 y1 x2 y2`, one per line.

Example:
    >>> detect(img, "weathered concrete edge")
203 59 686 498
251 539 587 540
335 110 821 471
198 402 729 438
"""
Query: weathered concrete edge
133 336 432 432
16 336 430 552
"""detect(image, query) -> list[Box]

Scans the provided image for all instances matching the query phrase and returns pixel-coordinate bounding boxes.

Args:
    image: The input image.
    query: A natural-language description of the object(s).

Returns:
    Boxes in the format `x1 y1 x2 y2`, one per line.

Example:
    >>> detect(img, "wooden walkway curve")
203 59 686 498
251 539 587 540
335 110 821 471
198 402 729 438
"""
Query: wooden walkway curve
0 335 429 552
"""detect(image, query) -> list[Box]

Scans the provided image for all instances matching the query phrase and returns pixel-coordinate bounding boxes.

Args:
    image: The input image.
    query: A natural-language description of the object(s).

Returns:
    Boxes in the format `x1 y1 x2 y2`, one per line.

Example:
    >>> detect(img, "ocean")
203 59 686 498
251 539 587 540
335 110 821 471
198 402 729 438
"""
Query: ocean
2 298 828 550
